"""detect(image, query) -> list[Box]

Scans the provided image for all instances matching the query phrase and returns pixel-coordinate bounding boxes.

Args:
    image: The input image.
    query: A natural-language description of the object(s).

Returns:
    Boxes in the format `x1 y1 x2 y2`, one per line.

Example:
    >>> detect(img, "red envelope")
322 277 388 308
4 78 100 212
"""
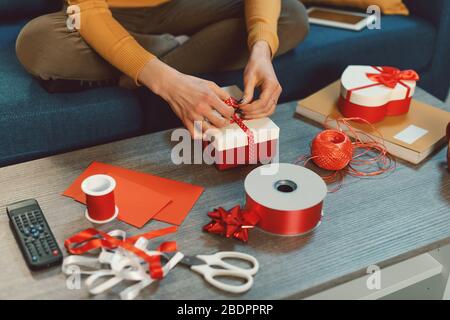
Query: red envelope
63 162 204 226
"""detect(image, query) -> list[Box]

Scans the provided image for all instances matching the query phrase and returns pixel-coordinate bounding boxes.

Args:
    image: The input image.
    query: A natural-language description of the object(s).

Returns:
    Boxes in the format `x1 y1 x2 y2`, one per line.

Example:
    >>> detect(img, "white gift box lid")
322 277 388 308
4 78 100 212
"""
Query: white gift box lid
340 65 416 107
206 117 280 152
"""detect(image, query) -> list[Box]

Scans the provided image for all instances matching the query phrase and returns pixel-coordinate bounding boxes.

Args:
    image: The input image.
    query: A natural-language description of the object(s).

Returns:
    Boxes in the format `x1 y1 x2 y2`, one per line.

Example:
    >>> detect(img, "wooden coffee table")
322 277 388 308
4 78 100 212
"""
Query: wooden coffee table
1 87 449 300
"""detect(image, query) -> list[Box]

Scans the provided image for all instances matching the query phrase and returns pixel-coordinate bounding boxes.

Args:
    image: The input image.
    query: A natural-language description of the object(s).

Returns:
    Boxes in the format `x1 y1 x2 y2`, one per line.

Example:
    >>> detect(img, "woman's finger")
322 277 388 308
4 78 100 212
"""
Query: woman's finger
243 98 277 119
209 82 232 101
204 109 228 128
240 82 276 113
209 95 234 119
241 76 256 105
184 119 196 138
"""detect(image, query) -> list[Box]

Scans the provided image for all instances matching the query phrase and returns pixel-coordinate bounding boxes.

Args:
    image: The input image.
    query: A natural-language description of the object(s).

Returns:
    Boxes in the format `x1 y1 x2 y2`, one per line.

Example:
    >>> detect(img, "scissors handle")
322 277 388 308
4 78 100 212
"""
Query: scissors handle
191 264 254 294
197 251 259 276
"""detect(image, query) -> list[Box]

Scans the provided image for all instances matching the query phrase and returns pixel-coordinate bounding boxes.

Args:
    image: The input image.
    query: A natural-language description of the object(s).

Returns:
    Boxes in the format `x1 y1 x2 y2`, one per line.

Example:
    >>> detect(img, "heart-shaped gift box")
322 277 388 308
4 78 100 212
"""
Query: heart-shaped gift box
338 65 419 123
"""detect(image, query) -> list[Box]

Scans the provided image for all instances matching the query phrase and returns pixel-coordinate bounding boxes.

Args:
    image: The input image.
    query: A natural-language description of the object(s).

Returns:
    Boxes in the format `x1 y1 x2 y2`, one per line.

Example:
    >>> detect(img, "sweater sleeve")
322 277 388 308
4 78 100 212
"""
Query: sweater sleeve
245 0 281 57
68 0 155 83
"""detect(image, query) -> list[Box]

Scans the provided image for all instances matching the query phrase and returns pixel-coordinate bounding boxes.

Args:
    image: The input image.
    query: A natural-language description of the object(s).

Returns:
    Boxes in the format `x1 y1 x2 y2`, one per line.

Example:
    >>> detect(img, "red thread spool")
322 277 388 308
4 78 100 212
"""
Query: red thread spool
81 174 119 224
311 130 353 171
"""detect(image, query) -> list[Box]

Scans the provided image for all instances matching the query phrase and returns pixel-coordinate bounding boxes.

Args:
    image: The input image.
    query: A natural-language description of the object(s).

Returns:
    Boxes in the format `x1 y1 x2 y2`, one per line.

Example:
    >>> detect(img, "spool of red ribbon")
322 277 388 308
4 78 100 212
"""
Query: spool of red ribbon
203 163 327 241
81 174 119 224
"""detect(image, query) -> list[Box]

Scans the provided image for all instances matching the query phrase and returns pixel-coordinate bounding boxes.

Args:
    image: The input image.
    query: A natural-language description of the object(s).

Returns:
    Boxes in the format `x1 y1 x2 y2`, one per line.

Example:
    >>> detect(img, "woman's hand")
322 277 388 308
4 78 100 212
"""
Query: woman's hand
138 59 234 137
240 41 282 119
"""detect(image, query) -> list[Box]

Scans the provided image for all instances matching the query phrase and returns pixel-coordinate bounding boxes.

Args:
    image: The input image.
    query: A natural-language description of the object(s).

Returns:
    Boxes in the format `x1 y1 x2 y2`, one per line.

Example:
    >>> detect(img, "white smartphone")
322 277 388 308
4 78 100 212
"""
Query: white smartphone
307 6 376 31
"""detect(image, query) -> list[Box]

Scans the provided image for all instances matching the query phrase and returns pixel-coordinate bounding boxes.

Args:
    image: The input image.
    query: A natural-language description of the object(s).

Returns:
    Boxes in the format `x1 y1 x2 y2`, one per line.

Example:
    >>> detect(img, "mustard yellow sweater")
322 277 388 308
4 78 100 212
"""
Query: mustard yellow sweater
68 0 281 82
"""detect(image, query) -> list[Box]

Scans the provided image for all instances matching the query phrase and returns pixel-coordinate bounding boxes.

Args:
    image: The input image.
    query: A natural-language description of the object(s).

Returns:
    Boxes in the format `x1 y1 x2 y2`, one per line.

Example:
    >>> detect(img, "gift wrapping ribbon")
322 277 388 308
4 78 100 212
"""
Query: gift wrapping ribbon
203 199 323 243
346 66 419 99
203 206 260 242
224 97 257 164
64 226 177 279
63 228 183 300
366 66 419 90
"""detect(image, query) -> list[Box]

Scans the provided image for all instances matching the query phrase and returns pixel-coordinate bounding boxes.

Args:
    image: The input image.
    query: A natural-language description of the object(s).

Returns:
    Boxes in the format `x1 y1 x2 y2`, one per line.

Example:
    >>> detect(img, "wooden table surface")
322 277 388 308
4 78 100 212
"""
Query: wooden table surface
1 87 449 300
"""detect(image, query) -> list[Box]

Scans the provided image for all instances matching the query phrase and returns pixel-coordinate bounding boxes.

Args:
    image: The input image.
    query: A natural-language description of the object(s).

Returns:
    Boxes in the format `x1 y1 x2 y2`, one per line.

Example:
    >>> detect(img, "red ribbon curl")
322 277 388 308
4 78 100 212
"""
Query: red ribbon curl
203 206 260 242
64 226 178 279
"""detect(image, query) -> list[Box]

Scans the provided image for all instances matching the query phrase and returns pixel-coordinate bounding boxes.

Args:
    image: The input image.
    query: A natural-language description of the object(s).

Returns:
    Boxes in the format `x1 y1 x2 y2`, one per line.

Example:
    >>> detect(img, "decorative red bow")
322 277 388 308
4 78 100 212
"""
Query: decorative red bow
203 206 260 242
366 66 419 89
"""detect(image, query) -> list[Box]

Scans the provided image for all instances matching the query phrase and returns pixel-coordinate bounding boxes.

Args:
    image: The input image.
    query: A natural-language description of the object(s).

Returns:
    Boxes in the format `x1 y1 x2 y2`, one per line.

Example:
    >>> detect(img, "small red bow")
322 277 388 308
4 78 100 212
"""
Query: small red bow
366 66 419 89
203 206 260 242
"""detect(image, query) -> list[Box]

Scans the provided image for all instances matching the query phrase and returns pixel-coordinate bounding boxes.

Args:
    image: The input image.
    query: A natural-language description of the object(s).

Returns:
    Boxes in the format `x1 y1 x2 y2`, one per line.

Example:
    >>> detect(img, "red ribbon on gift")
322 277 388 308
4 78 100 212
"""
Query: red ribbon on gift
203 206 260 242
340 66 420 123
224 97 257 164
64 226 177 279
366 66 419 89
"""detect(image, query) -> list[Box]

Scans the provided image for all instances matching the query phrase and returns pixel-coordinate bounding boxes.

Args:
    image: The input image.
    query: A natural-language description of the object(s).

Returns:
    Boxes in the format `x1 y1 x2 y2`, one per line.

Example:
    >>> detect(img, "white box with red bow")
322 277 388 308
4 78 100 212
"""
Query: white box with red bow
338 65 420 123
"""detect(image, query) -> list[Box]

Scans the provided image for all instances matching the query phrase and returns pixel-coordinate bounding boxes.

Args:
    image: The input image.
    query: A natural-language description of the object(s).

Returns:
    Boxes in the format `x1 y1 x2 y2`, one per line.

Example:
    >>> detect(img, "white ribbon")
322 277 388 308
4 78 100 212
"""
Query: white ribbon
62 230 182 300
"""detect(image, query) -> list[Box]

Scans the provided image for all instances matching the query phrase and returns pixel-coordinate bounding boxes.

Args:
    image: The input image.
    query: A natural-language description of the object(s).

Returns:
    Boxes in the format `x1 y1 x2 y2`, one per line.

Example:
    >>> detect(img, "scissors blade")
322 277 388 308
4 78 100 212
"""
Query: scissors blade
164 252 205 267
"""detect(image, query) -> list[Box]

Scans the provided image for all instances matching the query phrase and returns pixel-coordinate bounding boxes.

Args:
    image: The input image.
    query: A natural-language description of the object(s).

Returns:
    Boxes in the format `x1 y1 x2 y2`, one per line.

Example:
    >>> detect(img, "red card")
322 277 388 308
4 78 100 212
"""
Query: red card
113 175 171 228
63 162 204 226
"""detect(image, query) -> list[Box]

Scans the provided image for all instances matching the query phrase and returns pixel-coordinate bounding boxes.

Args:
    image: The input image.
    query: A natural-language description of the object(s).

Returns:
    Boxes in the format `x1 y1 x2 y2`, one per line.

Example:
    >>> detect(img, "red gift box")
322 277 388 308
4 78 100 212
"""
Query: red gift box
338 65 419 123
203 117 279 170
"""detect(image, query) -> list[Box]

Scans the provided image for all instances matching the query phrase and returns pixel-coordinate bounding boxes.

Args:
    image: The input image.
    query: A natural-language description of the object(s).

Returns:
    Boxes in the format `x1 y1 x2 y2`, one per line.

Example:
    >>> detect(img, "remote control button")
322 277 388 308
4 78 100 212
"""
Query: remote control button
52 250 59 256
31 256 37 262
23 228 30 236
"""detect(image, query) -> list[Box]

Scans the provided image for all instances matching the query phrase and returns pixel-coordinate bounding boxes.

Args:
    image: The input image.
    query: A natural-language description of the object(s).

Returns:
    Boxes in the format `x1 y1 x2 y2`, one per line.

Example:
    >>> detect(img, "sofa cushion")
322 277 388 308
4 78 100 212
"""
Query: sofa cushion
0 22 144 167
0 0 61 20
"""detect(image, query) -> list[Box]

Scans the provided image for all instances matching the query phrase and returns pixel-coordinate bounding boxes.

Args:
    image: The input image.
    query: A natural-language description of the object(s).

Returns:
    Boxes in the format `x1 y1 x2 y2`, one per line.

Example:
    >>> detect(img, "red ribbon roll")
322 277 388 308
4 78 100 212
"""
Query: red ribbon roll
245 195 323 236
81 174 119 224
203 164 327 242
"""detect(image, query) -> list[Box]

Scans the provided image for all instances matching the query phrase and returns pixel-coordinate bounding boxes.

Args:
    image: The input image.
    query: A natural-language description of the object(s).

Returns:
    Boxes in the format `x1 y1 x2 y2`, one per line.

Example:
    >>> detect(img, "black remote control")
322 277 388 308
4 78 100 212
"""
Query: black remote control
7 199 63 270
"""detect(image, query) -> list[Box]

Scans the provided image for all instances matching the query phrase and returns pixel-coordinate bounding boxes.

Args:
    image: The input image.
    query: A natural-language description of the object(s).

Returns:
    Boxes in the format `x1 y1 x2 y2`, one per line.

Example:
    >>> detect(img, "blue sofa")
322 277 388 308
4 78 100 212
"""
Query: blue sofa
1 0 449 167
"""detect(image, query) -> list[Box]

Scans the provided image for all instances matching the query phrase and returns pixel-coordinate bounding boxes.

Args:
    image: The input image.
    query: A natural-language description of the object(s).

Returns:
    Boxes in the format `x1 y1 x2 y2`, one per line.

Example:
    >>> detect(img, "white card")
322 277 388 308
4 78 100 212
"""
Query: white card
394 125 428 145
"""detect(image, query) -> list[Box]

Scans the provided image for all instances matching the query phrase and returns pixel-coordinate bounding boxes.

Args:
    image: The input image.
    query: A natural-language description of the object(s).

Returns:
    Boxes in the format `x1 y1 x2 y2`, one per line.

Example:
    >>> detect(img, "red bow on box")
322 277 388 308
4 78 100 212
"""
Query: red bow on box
366 66 420 89
203 206 260 242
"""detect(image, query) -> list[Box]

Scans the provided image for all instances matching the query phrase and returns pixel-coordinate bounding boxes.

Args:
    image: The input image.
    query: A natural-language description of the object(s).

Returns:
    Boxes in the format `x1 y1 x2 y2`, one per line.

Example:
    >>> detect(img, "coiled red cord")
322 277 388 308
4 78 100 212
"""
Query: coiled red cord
296 117 396 190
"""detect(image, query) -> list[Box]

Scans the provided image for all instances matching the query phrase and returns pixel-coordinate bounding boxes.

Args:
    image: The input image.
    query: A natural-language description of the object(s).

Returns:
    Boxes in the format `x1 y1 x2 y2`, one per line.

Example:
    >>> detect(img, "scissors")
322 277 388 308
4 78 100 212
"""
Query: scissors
164 251 259 294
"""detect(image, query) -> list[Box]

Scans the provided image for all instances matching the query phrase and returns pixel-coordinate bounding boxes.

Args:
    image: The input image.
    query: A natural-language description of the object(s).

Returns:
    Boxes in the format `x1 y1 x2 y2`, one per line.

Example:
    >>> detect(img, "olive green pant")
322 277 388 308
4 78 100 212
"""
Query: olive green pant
16 0 309 82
